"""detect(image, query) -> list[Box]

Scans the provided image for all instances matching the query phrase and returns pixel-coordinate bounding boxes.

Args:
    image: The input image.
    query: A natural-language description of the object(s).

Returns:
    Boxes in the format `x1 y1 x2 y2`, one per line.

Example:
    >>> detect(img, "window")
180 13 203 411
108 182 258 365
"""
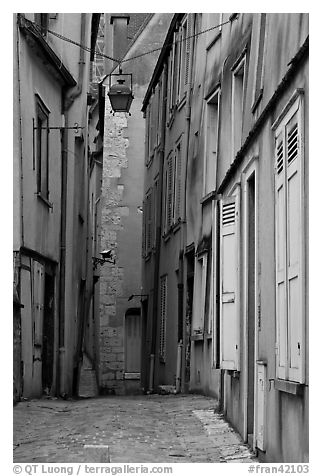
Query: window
153 178 159 248
192 253 208 333
251 14 267 114
173 140 182 224
167 49 174 122
35 96 50 201
143 188 153 257
142 198 146 257
160 275 168 360
273 91 305 384
219 189 241 371
231 53 246 161
204 88 220 195
163 152 174 234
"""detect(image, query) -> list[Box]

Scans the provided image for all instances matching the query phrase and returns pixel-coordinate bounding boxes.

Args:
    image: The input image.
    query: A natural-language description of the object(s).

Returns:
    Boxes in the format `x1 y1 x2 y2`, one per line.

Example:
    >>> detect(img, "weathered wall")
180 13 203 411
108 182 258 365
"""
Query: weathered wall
13 13 96 398
98 14 172 394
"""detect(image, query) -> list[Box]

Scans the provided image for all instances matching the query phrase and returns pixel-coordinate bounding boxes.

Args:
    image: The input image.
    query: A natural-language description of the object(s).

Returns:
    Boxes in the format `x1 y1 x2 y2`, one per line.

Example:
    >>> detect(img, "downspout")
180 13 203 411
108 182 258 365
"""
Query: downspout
177 14 196 393
149 65 168 393
58 13 86 396
16 17 24 247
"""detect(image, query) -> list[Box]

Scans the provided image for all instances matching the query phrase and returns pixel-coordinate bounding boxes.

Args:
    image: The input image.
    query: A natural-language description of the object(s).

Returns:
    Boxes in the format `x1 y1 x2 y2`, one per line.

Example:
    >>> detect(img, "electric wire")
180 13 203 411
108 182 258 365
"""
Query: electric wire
45 15 238 67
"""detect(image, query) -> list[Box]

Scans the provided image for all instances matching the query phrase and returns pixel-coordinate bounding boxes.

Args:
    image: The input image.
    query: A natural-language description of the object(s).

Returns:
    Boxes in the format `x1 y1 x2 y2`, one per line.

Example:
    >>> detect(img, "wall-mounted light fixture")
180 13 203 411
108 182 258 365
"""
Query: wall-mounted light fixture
128 294 148 301
92 249 115 269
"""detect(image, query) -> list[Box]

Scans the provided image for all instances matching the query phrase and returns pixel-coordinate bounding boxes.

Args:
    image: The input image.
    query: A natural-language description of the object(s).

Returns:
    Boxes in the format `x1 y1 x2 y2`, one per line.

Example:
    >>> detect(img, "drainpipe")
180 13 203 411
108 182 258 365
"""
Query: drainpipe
148 65 168 393
178 14 196 393
16 16 24 248
58 13 86 396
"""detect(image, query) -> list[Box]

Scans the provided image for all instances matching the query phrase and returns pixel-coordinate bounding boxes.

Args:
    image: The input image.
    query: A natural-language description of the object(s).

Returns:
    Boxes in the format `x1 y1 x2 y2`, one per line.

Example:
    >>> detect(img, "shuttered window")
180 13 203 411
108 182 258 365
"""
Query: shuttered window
142 199 146 257
219 190 240 371
174 141 182 223
273 92 305 383
160 275 168 360
164 152 174 232
146 190 153 253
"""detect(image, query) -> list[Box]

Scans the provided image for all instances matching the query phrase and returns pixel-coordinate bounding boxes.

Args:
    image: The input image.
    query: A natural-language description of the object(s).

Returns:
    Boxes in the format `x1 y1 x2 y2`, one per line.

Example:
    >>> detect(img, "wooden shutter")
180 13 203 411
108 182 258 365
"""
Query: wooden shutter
286 110 304 383
175 143 182 221
32 260 45 346
185 15 192 87
147 191 153 252
220 192 240 370
274 95 305 383
167 154 174 230
160 276 167 359
275 130 288 380
142 199 146 257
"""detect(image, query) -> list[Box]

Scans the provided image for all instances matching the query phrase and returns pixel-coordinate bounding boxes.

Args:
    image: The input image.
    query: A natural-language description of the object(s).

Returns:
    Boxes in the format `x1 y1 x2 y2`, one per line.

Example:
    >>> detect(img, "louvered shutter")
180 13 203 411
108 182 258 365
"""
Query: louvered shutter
220 192 240 370
142 199 146 257
275 130 288 380
147 191 153 252
167 154 173 230
160 276 167 359
286 111 304 383
33 260 45 346
175 144 182 221
185 15 192 87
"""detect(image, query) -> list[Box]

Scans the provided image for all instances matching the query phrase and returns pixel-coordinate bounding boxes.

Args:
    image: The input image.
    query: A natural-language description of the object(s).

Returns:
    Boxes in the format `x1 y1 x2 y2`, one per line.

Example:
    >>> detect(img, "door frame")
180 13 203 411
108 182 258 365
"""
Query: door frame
241 157 258 448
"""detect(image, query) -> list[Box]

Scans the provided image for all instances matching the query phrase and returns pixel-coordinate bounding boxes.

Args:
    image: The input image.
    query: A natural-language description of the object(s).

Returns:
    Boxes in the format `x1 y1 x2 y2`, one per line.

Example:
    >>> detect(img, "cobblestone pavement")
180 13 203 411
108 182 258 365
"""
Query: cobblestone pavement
13 394 257 463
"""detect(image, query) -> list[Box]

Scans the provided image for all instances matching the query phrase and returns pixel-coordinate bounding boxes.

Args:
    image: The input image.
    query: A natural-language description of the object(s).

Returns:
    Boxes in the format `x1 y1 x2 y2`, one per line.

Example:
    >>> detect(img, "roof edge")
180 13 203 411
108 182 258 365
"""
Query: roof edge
142 13 184 112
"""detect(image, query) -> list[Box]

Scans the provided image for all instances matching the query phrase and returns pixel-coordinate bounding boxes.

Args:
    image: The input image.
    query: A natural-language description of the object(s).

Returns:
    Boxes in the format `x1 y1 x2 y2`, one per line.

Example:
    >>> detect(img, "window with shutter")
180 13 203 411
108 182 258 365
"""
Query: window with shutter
192 253 207 332
220 191 240 371
174 141 182 223
147 190 153 253
185 15 192 87
273 91 305 383
35 95 50 200
167 153 174 231
160 275 168 360
142 199 146 257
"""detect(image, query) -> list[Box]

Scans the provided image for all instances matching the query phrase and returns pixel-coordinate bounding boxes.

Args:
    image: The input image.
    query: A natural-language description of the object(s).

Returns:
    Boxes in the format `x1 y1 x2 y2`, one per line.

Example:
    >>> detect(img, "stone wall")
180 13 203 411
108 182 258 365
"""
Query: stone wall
99 102 129 394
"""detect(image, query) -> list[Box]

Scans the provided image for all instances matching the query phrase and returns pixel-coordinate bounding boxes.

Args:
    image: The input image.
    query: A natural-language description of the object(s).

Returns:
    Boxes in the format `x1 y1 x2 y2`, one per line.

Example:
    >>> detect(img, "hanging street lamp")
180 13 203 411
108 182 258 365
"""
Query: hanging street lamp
107 68 134 113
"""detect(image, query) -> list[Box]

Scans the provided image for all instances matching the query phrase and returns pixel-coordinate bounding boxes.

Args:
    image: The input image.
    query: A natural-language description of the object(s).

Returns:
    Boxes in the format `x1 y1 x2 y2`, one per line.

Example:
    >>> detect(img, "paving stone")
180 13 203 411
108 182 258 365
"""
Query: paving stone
13 394 257 463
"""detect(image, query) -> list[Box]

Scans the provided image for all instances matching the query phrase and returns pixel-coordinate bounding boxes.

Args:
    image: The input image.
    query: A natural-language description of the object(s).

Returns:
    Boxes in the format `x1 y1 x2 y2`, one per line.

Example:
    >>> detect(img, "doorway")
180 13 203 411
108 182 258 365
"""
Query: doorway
125 309 141 374
42 271 55 394
246 173 256 445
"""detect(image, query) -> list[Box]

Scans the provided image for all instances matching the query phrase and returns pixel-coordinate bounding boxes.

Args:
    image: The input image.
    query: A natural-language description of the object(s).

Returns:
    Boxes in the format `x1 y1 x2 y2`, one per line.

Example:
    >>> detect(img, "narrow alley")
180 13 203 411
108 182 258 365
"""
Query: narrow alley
13 395 256 463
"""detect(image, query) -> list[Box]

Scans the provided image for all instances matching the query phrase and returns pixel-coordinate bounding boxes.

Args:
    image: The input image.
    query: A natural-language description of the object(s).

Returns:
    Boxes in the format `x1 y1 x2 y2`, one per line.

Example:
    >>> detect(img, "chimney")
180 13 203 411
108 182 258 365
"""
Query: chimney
110 15 130 65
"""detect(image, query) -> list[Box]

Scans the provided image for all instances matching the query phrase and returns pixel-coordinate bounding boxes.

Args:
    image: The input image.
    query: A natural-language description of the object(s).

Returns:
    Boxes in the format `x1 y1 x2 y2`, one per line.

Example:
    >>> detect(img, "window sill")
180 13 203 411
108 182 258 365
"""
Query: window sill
274 379 305 396
124 372 140 380
144 252 152 262
167 112 175 129
206 31 222 51
200 190 217 205
177 94 187 112
162 232 171 243
37 192 53 209
172 220 181 234
227 370 240 378
251 88 263 114
191 333 204 342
